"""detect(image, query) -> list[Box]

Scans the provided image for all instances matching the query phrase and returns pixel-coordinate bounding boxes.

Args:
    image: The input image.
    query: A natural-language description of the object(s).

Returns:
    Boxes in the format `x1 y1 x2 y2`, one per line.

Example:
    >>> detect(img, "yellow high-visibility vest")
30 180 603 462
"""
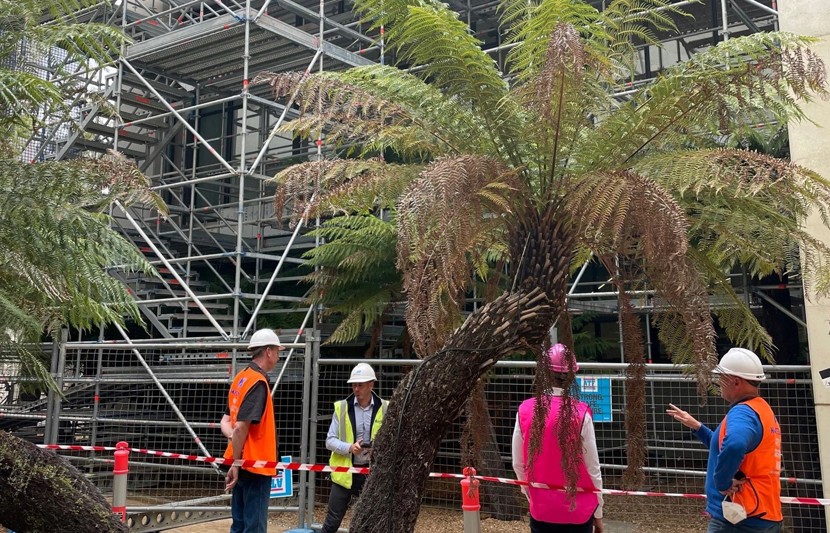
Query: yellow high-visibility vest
330 396 388 489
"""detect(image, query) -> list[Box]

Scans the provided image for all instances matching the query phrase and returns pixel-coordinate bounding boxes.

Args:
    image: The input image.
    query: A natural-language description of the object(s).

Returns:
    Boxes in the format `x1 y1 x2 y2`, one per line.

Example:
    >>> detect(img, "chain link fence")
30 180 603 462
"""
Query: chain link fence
0 343 826 531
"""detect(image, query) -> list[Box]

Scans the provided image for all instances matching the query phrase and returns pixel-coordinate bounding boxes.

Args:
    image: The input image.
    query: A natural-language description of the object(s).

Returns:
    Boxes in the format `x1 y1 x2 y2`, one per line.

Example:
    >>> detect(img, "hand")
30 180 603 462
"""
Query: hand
225 465 239 492
350 439 363 454
593 517 604 533
719 477 746 497
667 403 702 430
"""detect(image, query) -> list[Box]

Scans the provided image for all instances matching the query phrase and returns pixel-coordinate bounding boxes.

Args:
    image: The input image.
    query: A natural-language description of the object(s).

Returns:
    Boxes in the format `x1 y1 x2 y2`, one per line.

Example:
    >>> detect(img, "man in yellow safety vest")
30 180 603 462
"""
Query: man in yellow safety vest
322 363 388 533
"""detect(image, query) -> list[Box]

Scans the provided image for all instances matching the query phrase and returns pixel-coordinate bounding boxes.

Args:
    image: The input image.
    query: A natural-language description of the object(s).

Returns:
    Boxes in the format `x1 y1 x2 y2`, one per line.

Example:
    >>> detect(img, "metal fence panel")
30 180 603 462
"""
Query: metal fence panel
0 348 825 532
314 359 826 532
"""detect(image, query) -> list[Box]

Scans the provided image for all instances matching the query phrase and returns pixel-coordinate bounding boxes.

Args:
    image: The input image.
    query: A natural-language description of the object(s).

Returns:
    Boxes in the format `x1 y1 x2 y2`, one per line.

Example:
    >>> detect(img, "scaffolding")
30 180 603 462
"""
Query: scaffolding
20 0 787 349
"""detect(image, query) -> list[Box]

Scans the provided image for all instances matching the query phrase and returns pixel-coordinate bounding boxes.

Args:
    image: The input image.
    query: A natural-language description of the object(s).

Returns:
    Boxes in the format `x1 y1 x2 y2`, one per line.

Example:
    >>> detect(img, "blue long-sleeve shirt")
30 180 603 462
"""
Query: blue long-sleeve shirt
693 402 778 528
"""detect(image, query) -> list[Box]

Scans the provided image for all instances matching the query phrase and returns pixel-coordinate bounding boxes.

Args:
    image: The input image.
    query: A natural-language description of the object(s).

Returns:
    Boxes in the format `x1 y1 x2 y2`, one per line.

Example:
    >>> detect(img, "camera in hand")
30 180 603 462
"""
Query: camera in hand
361 440 372 449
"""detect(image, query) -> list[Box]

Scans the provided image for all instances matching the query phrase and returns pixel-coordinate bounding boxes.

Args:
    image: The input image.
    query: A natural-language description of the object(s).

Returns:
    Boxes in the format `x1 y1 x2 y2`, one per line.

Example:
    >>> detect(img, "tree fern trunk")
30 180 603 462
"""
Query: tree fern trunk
619 296 647 489
467 385 522 521
350 212 573 533
0 431 127 533
349 289 556 533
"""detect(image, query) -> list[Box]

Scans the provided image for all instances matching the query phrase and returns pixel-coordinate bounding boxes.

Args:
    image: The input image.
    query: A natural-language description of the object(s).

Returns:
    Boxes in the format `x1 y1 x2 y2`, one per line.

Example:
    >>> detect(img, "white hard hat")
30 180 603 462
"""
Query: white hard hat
248 329 283 349
347 363 376 383
713 347 766 381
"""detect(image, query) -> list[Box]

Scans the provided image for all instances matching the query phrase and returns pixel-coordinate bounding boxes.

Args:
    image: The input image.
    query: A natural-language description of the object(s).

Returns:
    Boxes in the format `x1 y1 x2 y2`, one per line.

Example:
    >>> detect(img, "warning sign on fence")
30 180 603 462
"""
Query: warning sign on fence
271 455 294 498
576 377 613 422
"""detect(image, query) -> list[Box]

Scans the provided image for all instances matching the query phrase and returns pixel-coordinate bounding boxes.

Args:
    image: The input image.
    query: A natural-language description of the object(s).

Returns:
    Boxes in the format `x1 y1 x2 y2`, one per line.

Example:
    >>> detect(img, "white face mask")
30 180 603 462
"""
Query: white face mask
722 498 747 524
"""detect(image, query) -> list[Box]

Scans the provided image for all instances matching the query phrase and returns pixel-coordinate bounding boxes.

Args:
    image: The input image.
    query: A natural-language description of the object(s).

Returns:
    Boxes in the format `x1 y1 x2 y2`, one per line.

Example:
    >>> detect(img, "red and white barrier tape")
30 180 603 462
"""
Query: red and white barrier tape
38 444 830 506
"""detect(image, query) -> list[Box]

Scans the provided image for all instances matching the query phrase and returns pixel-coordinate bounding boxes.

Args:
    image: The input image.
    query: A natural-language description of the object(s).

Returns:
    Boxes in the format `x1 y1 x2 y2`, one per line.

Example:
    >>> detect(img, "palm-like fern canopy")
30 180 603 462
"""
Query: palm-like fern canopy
267 0 828 372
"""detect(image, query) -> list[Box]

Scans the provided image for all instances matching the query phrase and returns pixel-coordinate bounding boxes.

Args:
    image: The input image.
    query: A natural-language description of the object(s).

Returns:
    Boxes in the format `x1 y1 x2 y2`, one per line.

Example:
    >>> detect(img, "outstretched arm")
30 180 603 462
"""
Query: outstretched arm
667 403 701 430
667 403 713 446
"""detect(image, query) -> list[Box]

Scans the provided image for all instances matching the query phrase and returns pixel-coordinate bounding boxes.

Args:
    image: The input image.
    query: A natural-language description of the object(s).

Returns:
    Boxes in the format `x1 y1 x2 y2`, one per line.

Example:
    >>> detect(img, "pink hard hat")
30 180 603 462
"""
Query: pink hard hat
548 343 579 373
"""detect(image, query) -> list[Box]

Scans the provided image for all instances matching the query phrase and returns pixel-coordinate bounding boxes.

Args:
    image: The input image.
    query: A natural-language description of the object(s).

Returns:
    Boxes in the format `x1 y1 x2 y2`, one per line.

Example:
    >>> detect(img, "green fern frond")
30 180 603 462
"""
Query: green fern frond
256 70 470 158
600 0 686 62
339 66 495 155
582 33 827 170
351 0 525 163
504 0 602 78
635 148 830 286
1 154 162 337
303 215 401 344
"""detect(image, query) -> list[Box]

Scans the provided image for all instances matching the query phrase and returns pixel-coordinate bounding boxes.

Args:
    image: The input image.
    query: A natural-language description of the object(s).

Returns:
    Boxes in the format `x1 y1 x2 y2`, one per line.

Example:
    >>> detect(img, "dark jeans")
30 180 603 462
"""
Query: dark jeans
230 469 272 533
530 515 594 533
321 473 367 533
707 518 783 533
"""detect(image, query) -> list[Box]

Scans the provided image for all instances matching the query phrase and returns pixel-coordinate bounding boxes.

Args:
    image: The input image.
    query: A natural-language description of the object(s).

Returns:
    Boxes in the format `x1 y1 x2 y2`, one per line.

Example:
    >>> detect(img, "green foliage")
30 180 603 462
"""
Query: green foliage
1 1 160 390
303 215 401 344
0 155 162 343
571 312 614 361
0 0 128 145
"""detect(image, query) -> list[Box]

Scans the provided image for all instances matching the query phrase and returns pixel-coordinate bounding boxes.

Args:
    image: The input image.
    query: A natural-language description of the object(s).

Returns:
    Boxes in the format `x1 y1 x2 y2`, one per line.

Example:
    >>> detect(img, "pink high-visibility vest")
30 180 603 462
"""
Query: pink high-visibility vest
518 396 598 524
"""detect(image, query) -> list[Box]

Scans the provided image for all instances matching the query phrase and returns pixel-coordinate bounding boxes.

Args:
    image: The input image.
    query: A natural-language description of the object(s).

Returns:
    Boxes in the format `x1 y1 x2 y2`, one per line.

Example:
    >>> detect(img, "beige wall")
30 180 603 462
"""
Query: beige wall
779 2 830 529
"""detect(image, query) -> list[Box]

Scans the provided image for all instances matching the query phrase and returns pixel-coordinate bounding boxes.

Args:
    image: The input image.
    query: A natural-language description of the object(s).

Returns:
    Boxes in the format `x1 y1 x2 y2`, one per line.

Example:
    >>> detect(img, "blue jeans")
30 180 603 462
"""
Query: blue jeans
230 469 272 533
707 518 783 533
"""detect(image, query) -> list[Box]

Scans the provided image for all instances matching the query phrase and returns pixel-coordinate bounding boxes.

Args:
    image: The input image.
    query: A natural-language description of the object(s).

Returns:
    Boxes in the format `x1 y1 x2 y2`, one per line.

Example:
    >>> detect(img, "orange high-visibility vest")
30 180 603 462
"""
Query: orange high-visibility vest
224 367 277 476
718 396 782 522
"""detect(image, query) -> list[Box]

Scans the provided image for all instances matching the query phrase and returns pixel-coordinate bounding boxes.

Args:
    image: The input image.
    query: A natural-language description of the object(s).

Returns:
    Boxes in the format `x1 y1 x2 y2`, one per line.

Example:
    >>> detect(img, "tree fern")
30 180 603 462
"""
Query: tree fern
265 0 830 520
0 153 163 389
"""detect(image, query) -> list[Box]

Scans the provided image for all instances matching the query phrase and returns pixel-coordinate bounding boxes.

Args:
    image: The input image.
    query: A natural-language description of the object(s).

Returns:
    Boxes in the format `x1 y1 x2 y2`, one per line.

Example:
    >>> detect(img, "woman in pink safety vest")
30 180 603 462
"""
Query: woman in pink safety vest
512 344 605 533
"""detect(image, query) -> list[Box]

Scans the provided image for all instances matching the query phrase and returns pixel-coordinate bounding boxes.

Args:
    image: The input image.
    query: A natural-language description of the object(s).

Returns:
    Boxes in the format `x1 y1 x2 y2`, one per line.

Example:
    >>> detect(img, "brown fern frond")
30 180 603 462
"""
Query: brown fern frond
512 23 607 191
522 23 586 123
255 71 460 157
273 158 420 226
571 171 717 390
397 155 523 355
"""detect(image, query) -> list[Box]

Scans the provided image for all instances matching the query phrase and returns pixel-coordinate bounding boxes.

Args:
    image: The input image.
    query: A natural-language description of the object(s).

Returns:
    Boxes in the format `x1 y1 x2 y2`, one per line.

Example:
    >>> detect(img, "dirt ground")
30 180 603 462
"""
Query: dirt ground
164 500 709 533
0 497 708 533
165 507 527 533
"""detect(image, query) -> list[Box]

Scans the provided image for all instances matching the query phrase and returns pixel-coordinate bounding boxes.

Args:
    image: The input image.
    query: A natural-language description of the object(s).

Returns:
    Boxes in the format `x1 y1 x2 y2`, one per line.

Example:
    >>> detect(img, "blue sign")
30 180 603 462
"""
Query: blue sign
270 455 294 498
576 377 612 422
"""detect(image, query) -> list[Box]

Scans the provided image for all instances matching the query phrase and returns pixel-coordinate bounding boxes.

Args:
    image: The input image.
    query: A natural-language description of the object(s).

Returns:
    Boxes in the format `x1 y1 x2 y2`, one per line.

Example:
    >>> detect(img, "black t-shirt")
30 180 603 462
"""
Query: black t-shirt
224 363 270 423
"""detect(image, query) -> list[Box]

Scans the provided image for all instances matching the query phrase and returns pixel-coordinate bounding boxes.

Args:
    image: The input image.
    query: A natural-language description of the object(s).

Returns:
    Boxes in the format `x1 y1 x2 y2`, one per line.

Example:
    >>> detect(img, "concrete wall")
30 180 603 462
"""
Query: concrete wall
778 2 830 529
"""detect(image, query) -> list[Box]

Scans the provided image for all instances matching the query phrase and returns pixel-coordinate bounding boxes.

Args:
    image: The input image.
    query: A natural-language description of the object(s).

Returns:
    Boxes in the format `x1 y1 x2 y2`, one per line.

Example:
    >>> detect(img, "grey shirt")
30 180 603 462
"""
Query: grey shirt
326 396 375 465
